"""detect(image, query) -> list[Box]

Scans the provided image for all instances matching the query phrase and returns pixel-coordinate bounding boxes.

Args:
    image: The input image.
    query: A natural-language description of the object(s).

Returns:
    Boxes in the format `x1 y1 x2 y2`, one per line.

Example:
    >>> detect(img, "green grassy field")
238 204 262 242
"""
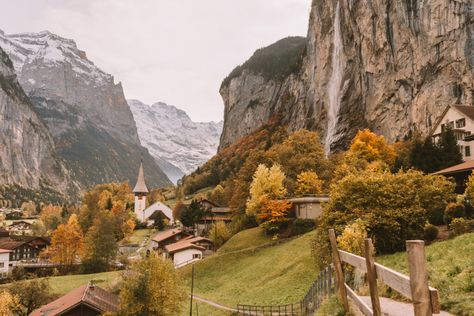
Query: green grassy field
377 232 474 315
128 228 154 245
179 229 318 308
217 227 272 254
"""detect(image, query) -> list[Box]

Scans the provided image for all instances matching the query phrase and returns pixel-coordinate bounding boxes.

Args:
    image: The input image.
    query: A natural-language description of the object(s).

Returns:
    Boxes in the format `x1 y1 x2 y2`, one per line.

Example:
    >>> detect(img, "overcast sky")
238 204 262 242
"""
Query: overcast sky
0 0 310 122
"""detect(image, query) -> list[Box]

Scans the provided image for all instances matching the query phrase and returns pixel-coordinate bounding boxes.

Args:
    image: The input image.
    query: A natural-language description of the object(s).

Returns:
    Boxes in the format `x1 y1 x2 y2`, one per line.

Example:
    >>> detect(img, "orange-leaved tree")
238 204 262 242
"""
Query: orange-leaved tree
48 214 84 271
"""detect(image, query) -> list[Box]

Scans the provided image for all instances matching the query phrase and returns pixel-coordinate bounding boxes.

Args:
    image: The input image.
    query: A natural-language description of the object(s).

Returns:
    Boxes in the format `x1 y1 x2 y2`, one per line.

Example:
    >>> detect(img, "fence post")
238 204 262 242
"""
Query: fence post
364 238 382 316
328 265 332 295
406 240 432 316
328 229 349 313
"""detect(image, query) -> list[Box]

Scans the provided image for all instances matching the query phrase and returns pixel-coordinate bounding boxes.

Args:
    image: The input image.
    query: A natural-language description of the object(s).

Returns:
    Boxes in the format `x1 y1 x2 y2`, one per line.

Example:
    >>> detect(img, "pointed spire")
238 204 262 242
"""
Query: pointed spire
133 162 149 193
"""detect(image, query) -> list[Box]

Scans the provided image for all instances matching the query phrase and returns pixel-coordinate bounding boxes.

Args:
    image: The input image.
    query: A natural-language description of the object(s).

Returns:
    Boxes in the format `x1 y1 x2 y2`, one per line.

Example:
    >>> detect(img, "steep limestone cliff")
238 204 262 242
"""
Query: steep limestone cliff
220 0 474 153
0 47 72 192
0 30 171 188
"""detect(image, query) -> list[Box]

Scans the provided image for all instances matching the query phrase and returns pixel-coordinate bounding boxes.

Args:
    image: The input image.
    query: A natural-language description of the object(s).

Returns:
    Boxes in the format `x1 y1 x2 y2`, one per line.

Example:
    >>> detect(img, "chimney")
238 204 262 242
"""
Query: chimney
88 281 95 291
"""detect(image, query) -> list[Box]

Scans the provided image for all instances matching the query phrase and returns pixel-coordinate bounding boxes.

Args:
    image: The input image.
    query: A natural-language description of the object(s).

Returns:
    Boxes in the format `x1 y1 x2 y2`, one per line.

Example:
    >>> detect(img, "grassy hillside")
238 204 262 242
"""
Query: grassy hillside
217 227 272 254
378 233 474 315
179 229 317 308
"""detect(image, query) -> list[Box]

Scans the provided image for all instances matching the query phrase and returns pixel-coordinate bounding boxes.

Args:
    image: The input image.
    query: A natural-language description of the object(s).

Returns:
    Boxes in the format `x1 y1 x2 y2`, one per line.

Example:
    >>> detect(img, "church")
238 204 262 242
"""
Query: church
133 163 174 224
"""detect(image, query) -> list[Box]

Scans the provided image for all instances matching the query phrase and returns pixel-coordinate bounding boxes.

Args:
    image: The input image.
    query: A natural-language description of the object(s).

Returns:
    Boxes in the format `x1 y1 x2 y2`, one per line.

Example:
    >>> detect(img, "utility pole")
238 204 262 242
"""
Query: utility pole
189 265 195 316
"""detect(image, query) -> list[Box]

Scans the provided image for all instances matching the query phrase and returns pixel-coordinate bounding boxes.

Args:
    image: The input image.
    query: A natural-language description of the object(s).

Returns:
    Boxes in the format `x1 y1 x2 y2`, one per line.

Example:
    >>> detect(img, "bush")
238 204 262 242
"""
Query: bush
444 203 465 225
449 218 474 236
336 219 368 256
209 221 232 248
289 219 316 236
423 224 439 241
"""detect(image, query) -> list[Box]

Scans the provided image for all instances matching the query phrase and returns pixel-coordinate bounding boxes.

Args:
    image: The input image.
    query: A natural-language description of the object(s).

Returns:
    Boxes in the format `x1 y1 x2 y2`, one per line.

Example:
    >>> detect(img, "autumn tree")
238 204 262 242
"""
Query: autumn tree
148 188 165 205
209 184 226 206
295 171 323 196
119 254 186 315
209 221 232 248
82 212 117 272
9 279 52 316
48 214 84 271
173 200 186 222
40 204 63 232
346 129 397 168
246 164 287 217
0 291 19 316
258 199 292 231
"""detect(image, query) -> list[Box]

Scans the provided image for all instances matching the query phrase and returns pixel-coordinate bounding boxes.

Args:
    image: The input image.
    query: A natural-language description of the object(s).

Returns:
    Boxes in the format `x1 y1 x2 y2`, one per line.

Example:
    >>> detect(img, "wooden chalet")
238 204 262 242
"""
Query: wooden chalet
150 229 190 251
31 282 119 316
433 160 474 193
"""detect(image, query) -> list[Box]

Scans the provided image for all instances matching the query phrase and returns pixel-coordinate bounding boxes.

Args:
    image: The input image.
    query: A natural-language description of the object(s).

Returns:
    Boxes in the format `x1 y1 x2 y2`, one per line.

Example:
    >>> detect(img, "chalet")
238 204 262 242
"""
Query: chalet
150 229 190 251
431 105 474 161
433 160 474 193
196 206 233 234
287 195 330 220
198 198 219 210
31 282 119 316
6 220 33 233
164 236 213 268
0 238 42 265
0 248 11 278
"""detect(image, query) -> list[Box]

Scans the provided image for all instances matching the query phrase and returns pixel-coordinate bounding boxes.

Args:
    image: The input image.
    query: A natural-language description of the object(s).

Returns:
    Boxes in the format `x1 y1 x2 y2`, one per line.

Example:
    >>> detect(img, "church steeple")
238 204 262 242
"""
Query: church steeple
133 162 149 194
133 161 148 222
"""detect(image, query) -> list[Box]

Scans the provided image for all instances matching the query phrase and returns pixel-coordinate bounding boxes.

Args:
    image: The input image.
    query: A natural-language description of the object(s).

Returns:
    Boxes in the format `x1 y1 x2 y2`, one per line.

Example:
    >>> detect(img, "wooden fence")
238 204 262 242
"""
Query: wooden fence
236 265 335 315
328 229 440 316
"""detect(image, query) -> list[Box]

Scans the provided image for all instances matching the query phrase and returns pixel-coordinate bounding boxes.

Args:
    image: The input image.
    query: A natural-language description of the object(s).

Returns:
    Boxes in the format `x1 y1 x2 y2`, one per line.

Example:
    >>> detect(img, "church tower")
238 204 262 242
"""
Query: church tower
133 162 149 222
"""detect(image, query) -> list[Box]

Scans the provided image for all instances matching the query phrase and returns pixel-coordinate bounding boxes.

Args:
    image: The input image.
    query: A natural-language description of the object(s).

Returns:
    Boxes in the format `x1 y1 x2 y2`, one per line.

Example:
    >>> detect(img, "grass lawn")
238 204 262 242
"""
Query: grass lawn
128 228 154 245
179 229 318 308
377 232 474 316
217 227 272 254
179 300 235 316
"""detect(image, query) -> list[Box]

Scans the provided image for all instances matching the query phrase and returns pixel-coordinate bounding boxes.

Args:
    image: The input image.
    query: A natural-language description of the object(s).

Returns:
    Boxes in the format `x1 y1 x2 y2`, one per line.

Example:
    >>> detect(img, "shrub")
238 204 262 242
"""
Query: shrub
336 219 368 256
449 218 474 236
423 224 439 241
209 221 232 248
444 203 465 225
289 219 316 236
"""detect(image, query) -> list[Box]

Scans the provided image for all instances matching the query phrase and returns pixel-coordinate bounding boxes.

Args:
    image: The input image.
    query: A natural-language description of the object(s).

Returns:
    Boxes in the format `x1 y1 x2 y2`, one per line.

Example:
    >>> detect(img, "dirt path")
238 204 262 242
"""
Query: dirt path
192 295 239 313
359 297 453 316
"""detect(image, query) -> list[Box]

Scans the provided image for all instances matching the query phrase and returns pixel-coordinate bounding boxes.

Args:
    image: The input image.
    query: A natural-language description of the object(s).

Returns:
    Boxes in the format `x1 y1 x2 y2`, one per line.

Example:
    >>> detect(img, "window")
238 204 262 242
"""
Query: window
0 262 4 268
192 254 201 259
466 146 471 157
456 118 466 128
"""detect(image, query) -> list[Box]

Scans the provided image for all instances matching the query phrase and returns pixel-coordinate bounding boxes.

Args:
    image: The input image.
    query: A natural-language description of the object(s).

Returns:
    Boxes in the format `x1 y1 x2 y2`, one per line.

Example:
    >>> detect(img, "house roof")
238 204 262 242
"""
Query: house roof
433 160 474 175
0 248 11 254
164 236 212 254
151 229 187 243
133 162 149 193
144 201 173 222
0 239 27 250
430 105 474 136
7 220 32 227
212 207 232 213
30 283 119 316
287 195 330 204
198 199 219 207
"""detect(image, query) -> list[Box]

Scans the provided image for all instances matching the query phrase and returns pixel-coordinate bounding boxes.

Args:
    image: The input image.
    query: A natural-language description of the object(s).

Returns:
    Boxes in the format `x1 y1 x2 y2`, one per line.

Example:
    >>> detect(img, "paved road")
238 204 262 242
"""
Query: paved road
360 297 453 316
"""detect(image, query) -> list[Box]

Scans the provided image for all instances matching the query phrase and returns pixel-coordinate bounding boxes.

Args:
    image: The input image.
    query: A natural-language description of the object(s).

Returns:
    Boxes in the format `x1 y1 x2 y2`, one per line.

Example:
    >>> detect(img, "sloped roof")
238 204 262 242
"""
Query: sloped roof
452 105 474 121
433 160 474 175
164 236 212 254
144 201 173 222
151 229 188 243
0 239 27 250
30 283 119 316
0 248 11 254
287 196 330 204
133 162 149 193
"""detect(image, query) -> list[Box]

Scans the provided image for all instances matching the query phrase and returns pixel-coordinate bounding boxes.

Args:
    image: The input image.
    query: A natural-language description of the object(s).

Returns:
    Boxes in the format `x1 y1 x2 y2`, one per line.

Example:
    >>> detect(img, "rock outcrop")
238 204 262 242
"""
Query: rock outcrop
0 47 73 192
0 30 171 189
219 0 474 154
129 99 223 183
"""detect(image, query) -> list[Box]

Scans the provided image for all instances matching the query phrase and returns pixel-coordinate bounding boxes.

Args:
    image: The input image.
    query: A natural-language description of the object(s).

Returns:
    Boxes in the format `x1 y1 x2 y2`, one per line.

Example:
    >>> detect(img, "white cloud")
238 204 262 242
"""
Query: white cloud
0 0 310 122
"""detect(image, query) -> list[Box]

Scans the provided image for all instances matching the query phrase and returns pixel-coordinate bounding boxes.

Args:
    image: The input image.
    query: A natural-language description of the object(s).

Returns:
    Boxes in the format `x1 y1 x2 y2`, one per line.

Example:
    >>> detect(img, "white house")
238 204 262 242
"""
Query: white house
0 248 11 278
287 195 330 220
143 202 174 225
164 236 213 268
431 105 474 161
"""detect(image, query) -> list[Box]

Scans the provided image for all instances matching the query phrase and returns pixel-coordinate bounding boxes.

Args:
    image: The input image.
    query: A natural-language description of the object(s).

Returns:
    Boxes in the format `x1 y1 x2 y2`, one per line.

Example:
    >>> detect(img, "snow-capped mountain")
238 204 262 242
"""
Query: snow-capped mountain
0 29 171 188
129 100 223 183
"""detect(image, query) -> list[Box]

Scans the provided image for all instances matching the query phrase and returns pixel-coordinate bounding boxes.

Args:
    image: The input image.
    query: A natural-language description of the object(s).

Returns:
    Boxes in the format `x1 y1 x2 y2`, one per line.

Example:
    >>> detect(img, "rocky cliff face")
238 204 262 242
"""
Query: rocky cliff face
129 99 223 183
0 30 171 188
220 0 474 154
0 46 72 192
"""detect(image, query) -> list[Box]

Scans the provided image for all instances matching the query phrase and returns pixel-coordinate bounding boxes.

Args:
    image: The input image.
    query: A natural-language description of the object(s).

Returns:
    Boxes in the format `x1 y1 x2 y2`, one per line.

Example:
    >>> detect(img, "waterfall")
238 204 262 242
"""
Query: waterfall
324 2 343 156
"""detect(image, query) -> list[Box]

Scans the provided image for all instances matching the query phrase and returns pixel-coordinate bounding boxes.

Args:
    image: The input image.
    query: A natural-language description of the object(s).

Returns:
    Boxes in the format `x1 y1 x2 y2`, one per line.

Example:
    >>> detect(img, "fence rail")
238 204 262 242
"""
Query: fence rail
236 265 335 315
328 229 441 316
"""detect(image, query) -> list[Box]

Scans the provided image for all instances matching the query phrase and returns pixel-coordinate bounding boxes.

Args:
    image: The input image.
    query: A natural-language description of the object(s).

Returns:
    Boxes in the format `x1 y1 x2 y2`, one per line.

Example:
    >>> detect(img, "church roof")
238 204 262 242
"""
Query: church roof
133 162 149 193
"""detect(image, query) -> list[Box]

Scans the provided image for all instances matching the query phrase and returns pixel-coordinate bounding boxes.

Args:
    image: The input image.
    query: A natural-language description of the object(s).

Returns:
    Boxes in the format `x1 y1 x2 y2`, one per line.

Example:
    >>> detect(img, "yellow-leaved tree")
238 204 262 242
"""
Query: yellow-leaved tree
119 254 186 315
295 171 323 196
346 129 397 168
246 164 287 216
48 214 84 271
0 291 19 316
